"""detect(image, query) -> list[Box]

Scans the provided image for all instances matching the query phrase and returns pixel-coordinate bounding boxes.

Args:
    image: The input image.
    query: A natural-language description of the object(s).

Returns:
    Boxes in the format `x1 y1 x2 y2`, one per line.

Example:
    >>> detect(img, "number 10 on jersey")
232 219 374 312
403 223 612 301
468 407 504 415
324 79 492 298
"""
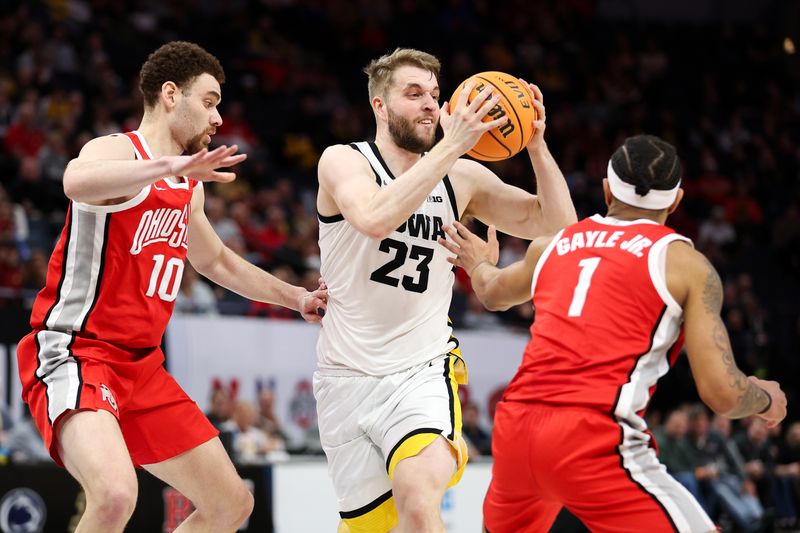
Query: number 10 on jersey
146 254 185 302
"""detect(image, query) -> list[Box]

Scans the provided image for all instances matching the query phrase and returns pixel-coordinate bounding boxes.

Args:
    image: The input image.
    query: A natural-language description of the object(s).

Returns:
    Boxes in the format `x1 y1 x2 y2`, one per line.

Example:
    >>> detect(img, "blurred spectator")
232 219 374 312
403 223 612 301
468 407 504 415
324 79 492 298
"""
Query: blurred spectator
225 400 270 464
698 206 736 250
461 402 492 457
462 292 503 330
775 422 800 528
4 408 51 464
205 194 241 244
497 236 527 268
686 405 763 531
255 386 288 450
37 131 69 184
654 408 705 507
735 417 779 511
174 265 218 315
4 101 44 157
205 386 233 430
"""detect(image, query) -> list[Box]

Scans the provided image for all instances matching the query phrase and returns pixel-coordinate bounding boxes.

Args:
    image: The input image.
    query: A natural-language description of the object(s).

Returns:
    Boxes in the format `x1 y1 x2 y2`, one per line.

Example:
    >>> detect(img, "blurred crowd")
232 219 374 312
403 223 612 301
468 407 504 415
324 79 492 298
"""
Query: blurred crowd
0 0 798 526
652 405 800 531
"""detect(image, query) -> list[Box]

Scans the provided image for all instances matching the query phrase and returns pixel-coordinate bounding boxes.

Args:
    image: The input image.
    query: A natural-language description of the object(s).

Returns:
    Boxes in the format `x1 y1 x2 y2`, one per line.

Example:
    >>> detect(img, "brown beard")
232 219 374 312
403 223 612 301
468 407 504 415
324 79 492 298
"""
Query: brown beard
387 107 436 154
185 131 208 154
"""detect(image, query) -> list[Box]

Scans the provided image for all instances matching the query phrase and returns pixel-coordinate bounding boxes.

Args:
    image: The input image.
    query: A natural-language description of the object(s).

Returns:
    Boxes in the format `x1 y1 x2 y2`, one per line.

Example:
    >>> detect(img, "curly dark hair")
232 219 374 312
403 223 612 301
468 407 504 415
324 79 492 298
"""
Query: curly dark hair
610 134 682 197
139 41 225 108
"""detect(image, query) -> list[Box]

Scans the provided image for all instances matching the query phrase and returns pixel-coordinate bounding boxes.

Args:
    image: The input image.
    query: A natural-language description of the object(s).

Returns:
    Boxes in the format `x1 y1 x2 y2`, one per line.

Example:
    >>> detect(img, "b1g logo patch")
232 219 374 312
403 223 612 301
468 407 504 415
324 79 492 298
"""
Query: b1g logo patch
99 384 118 411
0 488 46 533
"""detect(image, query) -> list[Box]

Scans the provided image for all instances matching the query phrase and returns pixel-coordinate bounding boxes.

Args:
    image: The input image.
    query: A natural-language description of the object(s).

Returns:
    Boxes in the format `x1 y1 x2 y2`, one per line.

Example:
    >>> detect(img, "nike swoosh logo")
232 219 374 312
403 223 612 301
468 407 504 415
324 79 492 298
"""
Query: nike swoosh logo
153 184 166 191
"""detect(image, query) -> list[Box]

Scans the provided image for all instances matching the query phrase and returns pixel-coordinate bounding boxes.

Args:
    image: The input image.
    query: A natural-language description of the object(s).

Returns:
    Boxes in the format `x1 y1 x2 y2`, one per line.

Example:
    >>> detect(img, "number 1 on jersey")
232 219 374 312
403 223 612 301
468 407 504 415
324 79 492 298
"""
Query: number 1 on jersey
568 257 601 317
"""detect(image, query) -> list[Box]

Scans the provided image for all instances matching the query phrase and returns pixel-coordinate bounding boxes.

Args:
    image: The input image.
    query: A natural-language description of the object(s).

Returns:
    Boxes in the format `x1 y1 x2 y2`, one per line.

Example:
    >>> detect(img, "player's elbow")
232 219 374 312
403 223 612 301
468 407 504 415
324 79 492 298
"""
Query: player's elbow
479 292 511 312
365 225 393 240
62 167 85 202
62 163 98 203
485 301 510 312
356 215 395 240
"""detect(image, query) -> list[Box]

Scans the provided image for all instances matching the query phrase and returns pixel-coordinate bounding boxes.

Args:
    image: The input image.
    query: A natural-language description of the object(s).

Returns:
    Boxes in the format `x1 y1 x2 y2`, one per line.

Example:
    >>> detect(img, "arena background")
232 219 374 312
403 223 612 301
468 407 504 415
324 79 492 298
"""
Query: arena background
0 0 798 531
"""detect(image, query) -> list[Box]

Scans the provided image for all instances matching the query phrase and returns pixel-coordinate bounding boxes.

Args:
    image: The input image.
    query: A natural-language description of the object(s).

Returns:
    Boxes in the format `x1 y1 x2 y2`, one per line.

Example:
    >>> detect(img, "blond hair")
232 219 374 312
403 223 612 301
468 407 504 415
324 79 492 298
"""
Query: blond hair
363 48 441 100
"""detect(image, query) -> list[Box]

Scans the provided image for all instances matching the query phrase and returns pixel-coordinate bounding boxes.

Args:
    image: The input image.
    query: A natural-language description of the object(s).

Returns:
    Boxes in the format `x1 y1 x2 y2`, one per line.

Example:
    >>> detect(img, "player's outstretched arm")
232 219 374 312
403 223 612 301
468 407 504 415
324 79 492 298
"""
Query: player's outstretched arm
439 221 550 311
672 242 786 426
187 186 327 323
63 135 246 205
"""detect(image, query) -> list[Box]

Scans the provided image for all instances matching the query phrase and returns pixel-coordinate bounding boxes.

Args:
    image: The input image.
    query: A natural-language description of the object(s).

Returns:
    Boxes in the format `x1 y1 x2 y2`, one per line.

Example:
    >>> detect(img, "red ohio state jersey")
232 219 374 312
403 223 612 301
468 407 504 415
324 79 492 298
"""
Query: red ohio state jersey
504 215 691 429
29 131 199 349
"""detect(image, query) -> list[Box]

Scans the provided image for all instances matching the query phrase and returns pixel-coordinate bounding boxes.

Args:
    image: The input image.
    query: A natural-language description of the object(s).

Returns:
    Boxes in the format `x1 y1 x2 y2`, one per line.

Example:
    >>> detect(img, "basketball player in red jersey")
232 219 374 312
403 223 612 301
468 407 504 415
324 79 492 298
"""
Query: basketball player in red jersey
439 134 787 533
16 42 327 533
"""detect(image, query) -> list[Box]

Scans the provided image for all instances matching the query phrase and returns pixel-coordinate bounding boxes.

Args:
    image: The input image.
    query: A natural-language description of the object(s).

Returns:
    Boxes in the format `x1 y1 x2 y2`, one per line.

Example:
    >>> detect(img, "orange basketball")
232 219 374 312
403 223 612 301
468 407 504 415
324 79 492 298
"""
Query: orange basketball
449 71 537 162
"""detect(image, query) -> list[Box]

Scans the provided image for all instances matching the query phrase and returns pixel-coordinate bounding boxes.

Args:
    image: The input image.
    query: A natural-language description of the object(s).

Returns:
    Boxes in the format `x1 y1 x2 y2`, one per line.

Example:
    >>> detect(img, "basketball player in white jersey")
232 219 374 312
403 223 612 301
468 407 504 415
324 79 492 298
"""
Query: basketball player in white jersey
315 48 576 533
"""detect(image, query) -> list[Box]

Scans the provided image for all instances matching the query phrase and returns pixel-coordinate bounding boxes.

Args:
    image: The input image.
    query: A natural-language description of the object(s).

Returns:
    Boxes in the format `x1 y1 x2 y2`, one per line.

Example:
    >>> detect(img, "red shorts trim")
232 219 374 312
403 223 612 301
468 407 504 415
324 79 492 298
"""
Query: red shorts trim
18 331 217 468
483 402 714 533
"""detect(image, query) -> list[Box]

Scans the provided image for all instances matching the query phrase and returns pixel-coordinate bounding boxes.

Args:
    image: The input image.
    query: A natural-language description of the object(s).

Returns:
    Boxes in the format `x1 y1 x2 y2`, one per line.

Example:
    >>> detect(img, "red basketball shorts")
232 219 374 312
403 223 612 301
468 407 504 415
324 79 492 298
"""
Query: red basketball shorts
483 401 715 533
17 330 217 468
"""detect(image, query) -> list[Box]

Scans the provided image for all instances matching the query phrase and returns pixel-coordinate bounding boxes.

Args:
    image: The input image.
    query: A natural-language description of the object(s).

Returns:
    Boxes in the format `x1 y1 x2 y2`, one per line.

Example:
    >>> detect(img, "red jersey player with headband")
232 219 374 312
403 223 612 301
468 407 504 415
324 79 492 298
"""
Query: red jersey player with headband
439 134 786 533
16 41 327 533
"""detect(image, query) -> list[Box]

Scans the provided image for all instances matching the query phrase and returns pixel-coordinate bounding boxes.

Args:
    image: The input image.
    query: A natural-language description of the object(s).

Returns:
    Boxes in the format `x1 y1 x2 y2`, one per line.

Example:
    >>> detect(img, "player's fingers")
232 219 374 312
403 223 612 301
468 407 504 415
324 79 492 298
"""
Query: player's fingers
531 97 545 118
219 154 248 168
479 117 510 133
310 286 327 297
475 92 501 118
525 82 543 103
470 88 498 114
442 224 464 244
487 225 498 246
209 146 237 163
205 145 229 159
518 78 535 102
454 81 476 109
452 220 475 239
207 171 237 183
188 148 210 165
437 237 460 255
440 100 451 118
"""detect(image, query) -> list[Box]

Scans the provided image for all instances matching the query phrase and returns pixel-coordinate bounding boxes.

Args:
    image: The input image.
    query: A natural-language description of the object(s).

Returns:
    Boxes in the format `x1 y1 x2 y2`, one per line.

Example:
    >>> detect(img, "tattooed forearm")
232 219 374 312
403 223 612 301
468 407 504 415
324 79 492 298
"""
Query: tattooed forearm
701 257 724 314
713 319 746 391
712 315 770 417
728 381 771 418
696 254 770 418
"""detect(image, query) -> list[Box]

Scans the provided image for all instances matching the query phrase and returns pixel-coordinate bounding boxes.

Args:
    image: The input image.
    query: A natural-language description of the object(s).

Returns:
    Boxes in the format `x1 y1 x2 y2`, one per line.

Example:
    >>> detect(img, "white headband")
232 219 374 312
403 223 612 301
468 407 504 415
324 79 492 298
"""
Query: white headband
607 161 680 210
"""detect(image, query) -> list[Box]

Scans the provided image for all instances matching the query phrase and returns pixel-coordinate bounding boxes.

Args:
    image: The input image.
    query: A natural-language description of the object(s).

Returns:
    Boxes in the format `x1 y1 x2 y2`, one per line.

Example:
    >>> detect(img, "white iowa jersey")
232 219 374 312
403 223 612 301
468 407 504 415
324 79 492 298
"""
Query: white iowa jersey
317 141 459 376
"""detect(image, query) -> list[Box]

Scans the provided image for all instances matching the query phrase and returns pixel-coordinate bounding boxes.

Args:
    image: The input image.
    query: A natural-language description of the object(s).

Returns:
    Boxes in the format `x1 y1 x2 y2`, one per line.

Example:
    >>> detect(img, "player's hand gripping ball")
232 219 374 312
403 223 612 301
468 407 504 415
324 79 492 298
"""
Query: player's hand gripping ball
449 71 537 161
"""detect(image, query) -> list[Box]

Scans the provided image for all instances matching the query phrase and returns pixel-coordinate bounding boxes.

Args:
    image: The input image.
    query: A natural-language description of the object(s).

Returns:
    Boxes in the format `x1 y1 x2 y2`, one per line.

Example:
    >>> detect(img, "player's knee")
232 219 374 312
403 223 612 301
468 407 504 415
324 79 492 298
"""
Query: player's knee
88 482 137 527
200 479 253 528
394 482 440 526
238 487 255 523
396 499 436 529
